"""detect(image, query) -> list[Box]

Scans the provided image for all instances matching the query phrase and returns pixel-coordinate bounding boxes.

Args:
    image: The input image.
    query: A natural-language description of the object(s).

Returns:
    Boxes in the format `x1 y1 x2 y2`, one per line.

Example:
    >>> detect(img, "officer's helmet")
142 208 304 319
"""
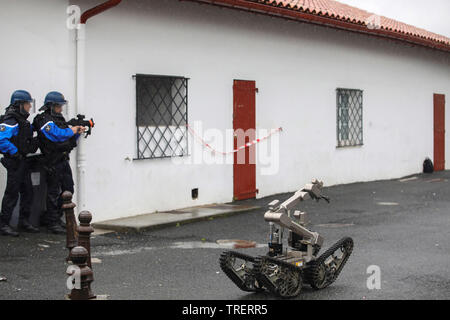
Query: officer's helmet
44 91 67 106
9 90 35 116
40 91 68 114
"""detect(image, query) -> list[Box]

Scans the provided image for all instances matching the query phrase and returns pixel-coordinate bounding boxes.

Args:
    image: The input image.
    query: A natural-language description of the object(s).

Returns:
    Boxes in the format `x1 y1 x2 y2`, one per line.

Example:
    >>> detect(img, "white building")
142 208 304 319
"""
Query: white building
0 0 449 223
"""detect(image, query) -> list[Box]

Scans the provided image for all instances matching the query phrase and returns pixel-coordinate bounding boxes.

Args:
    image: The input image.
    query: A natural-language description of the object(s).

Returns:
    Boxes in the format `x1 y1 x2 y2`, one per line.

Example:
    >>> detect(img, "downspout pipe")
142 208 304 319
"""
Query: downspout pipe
80 0 122 24
75 0 122 212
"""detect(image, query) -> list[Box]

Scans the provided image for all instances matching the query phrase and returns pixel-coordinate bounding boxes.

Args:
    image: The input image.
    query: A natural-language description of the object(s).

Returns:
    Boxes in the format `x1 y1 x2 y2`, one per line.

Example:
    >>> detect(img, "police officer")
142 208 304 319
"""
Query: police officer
0 90 39 236
33 91 84 234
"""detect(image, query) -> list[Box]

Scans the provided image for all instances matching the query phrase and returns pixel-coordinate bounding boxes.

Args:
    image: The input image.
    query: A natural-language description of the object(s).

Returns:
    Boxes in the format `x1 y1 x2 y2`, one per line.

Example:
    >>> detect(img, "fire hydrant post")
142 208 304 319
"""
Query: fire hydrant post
61 191 78 262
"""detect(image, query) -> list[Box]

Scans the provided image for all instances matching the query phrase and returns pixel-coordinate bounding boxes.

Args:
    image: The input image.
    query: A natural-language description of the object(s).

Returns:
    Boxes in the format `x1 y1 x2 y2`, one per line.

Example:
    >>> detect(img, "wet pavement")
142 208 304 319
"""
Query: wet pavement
1 172 449 300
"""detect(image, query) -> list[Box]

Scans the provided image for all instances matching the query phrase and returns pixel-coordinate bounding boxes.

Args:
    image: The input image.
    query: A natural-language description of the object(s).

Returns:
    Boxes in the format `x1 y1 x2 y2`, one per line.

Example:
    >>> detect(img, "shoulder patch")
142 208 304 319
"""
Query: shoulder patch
0 125 5 132
45 124 51 132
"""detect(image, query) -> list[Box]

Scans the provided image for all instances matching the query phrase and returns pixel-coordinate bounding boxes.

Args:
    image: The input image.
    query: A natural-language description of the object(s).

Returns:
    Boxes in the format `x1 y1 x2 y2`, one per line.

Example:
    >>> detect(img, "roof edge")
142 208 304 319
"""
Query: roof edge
180 0 450 53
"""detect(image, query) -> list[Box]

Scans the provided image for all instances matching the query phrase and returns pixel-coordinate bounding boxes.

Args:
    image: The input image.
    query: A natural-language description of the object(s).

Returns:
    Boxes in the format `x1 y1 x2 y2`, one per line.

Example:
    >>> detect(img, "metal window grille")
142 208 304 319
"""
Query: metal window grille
136 74 188 159
336 88 363 147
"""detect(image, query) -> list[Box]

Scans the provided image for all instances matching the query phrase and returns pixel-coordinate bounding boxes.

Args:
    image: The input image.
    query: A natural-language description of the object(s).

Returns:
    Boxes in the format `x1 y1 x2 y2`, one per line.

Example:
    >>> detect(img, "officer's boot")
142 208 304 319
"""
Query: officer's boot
18 219 40 233
0 223 19 237
47 223 66 235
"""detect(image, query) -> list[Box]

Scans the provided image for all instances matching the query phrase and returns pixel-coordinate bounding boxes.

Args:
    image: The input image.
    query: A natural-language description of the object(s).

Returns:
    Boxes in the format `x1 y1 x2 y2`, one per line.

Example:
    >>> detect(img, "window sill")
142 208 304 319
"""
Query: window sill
336 144 364 149
133 154 190 161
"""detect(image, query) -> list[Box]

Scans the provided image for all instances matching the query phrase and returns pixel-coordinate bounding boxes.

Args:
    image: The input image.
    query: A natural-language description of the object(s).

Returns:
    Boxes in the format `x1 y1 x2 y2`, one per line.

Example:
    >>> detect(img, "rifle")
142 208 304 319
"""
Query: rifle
67 114 95 138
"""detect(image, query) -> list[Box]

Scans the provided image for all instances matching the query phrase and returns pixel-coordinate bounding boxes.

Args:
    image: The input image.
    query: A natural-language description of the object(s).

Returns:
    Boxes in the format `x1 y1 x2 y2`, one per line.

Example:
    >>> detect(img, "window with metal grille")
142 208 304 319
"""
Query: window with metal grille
135 74 188 159
336 88 363 147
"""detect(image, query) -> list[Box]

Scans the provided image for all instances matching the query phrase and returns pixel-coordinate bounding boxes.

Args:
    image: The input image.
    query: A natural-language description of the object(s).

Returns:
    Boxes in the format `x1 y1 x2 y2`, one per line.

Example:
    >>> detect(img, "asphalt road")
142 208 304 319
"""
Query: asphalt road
1 172 449 300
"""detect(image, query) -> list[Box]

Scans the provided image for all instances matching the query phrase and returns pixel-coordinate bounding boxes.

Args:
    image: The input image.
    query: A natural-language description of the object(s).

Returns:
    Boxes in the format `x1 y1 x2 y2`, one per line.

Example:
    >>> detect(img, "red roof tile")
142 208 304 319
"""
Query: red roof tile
184 0 450 51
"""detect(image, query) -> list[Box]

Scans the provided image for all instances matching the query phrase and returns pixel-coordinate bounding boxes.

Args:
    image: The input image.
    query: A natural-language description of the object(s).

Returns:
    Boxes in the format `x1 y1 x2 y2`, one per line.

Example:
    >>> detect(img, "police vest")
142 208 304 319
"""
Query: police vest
33 112 76 156
0 110 37 156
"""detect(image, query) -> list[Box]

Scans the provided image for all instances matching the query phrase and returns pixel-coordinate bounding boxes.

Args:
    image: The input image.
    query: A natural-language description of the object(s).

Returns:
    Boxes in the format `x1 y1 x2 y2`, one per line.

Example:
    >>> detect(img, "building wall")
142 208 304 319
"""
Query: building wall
1 0 449 223
77 0 449 222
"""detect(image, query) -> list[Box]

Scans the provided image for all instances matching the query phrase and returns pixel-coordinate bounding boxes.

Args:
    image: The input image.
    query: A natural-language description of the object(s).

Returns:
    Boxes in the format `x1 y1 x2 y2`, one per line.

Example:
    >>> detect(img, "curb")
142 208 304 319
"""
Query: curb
92 205 262 233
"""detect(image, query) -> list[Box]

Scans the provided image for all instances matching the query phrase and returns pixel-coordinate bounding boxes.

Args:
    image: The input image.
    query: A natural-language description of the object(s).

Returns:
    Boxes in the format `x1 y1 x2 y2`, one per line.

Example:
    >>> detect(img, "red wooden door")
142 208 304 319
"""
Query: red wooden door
434 94 446 171
233 80 256 200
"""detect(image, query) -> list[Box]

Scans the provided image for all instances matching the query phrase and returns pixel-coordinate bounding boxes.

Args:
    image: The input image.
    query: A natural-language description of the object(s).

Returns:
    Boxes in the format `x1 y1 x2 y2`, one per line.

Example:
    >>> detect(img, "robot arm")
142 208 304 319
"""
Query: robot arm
271 179 329 212
264 210 323 246
263 179 328 247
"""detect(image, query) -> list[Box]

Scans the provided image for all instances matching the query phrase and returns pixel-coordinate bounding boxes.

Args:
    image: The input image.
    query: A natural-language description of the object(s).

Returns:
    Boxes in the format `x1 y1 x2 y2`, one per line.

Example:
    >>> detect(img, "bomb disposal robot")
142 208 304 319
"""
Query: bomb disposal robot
220 179 354 298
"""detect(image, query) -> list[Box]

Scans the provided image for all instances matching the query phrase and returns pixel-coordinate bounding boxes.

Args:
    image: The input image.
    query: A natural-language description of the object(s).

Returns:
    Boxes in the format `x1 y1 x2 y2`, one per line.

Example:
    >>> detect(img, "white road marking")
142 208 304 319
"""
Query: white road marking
94 241 265 257
377 202 399 206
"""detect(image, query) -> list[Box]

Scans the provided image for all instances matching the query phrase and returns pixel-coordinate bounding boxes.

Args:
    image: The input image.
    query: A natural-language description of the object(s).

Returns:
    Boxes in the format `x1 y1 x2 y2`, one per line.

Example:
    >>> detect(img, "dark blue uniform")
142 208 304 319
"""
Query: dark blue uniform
33 111 79 227
0 109 38 228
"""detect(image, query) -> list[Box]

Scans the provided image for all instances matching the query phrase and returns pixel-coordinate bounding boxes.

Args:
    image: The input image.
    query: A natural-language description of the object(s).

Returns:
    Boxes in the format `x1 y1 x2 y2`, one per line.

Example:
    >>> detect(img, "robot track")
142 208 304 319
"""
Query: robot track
304 237 354 289
221 237 353 298
219 251 264 292
253 255 303 299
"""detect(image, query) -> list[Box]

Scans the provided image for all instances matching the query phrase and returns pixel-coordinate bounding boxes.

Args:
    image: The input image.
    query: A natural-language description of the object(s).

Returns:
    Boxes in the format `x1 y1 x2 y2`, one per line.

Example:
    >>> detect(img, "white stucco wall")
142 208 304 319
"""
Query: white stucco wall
0 0 75 197
1 0 449 223
76 0 449 222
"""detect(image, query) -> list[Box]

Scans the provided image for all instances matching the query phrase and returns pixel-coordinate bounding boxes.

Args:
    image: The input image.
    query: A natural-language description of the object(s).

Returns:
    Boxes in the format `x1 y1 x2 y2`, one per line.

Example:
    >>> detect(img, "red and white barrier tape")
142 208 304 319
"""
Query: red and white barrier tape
186 124 282 155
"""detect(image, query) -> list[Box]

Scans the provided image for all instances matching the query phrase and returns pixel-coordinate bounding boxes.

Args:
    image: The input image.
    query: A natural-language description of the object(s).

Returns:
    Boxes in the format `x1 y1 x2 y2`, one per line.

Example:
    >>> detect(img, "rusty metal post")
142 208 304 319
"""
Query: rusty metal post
61 191 78 262
77 211 94 268
68 246 95 300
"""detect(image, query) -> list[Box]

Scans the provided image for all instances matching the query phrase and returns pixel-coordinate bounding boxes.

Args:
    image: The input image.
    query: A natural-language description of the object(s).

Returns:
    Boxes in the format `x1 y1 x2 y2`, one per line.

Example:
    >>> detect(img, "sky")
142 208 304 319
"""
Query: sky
336 0 450 38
